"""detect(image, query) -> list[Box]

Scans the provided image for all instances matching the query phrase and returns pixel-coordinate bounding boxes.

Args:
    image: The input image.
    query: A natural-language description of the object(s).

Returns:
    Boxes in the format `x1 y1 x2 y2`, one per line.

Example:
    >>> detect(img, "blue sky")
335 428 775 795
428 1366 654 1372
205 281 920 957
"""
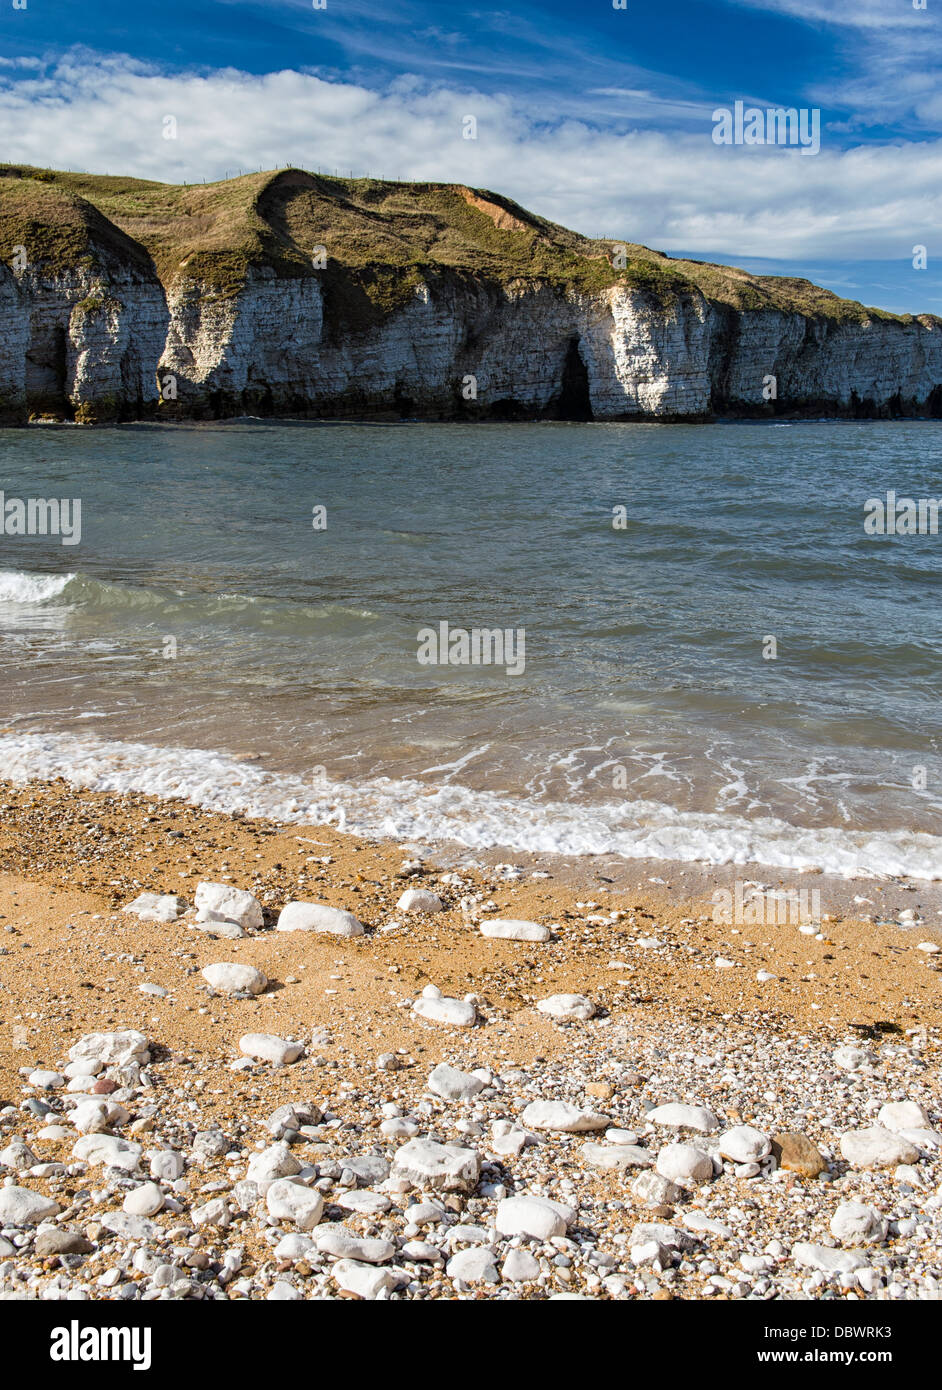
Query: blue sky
1 0 940 312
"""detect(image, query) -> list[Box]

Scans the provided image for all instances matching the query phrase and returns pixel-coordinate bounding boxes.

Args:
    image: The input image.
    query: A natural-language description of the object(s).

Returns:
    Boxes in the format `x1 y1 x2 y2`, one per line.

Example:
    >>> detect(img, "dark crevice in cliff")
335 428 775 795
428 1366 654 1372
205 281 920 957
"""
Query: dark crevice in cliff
553 335 593 421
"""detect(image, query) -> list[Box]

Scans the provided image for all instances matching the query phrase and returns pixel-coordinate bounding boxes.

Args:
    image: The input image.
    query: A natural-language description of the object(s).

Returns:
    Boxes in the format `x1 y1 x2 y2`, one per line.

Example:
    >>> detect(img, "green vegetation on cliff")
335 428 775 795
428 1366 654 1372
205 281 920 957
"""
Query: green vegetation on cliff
0 163 927 329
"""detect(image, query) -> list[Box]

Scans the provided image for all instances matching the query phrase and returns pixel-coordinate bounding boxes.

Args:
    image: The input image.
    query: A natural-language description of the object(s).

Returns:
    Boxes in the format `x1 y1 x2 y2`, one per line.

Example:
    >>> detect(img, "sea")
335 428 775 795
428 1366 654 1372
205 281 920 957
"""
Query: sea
1 418 941 880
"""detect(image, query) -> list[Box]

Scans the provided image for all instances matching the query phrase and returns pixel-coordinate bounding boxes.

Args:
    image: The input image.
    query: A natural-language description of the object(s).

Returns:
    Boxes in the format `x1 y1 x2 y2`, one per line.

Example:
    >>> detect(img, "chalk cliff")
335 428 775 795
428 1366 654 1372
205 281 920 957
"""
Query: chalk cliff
0 165 939 423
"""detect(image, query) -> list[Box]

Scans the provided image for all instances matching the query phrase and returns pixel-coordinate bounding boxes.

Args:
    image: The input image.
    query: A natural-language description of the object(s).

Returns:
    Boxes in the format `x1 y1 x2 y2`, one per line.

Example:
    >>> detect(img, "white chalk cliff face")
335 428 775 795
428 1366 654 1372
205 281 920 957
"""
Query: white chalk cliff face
3 263 941 423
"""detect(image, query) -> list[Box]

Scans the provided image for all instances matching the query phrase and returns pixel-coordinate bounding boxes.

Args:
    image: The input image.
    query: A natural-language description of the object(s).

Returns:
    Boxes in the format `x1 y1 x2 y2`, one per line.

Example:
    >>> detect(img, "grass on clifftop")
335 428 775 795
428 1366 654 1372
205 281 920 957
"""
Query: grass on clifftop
0 163 926 329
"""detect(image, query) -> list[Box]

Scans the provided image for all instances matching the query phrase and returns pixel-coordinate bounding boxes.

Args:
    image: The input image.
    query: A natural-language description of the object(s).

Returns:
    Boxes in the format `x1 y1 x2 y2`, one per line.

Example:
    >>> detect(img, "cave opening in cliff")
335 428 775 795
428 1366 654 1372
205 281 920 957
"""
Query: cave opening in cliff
555 335 593 421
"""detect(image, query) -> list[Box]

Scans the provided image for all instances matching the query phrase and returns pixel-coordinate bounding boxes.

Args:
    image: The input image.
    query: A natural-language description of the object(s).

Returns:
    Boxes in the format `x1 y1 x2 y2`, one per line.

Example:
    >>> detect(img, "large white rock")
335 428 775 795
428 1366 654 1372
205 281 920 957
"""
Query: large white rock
194 881 263 930
332 1259 399 1299
428 1063 485 1102
412 995 477 1028
502 1248 541 1281
396 889 444 914
0 1186 60 1226
202 962 268 996
792 1243 870 1277
276 901 364 936
123 1182 165 1217
655 1142 714 1185
718 1125 772 1163
123 892 187 924
839 1127 920 1170
536 993 595 1022
632 1171 683 1206
70 1099 129 1134
274 1234 314 1263
647 1103 719 1134
265 1179 324 1231
829 1201 888 1245
495 1195 573 1240
316 1228 395 1263
72 1135 142 1172
246 1143 302 1191
878 1101 930 1134
898 1127 942 1151
268 1281 301 1301
148 1149 184 1182
238 1033 303 1066
68 1030 150 1068
27 1069 65 1090
391 1138 481 1192
446 1247 499 1284
480 919 551 942
520 1100 608 1133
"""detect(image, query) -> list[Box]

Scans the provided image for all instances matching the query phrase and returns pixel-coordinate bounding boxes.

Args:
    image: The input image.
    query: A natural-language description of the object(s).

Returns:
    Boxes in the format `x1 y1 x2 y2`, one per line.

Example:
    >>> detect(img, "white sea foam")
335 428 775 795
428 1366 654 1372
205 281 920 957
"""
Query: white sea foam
0 570 73 604
1 729 941 880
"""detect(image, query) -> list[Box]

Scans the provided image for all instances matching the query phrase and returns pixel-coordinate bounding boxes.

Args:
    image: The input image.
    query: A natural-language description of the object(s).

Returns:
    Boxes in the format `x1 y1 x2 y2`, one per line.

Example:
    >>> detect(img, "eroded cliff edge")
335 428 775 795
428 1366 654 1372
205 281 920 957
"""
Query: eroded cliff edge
1 165 939 424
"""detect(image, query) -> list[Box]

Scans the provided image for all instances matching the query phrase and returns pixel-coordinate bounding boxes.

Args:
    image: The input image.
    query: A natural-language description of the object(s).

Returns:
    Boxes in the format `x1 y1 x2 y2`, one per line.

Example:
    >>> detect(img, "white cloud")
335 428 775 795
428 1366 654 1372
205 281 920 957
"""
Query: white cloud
1 53 939 264
730 0 932 29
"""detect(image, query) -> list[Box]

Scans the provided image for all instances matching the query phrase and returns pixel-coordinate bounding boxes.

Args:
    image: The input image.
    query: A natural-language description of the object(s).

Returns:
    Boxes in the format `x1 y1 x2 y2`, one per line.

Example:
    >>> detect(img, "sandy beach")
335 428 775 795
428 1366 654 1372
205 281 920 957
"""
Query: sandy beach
1 777 940 1302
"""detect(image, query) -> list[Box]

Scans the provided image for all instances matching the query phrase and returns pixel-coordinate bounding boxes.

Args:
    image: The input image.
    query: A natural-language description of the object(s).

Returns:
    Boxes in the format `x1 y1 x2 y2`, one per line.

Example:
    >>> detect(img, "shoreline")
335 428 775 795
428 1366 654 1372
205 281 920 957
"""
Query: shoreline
1 777 940 1301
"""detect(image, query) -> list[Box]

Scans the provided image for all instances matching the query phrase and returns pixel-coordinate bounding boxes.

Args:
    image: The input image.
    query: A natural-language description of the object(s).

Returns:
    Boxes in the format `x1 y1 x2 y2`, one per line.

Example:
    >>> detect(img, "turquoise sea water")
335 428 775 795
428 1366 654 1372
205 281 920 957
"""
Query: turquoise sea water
1 418 940 876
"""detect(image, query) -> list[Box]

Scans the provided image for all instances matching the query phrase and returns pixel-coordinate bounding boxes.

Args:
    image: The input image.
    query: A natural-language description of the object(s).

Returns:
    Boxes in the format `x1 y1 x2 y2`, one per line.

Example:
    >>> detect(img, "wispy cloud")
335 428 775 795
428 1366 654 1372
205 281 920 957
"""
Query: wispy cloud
1 52 940 267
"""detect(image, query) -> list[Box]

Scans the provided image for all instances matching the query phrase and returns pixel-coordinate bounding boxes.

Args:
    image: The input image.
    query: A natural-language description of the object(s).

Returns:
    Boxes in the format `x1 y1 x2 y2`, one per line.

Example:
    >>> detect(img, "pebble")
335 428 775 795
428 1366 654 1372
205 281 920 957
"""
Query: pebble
246 1143 302 1190
315 1228 395 1263
0 1186 60 1226
479 919 550 942
502 1248 540 1281
581 1141 652 1170
495 1194 573 1240
391 1138 482 1191
427 1063 485 1102
770 1131 827 1178
26 1070 65 1090
791 1243 870 1278
34 1227 94 1257
68 1030 150 1068
445 1247 500 1284
520 1100 608 1133
829 1201 888 1245
123 1182 165 1217
878 1100 929 1133
202 962 268 996
647 1103 719 1134
265 1179 324 1231
238 1034 303 1066
632 1171 683 1206
396 889 444 914
718 1125 772 1163
123 892 187 923
656 1142 714 1185
840 1127 921 1169
332 1259 399 1299
275 901 364 936
412 994 477 1028
72 1134 142 1172
194 882 264 930
536 993 596 1022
